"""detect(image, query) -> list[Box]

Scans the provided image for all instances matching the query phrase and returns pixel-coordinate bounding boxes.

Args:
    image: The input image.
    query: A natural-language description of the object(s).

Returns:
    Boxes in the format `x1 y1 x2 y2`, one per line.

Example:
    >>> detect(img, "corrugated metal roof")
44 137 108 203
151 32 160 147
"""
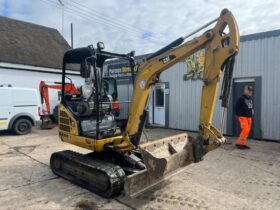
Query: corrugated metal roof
241 29 280 42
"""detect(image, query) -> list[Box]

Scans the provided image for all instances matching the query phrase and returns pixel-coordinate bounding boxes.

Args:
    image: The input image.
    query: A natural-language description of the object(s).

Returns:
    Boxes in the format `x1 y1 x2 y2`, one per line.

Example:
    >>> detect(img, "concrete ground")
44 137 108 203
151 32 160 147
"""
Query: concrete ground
0 127 280 210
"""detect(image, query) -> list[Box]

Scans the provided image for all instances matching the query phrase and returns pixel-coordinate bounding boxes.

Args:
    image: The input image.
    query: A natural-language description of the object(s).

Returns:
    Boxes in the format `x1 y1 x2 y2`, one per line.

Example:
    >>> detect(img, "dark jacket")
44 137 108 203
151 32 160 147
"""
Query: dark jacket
235 94 254 117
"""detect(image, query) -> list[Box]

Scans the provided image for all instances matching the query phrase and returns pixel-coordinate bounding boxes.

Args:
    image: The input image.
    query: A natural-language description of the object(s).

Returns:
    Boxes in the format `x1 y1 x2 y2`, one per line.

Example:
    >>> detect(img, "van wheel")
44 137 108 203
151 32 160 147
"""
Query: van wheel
13 118 32 135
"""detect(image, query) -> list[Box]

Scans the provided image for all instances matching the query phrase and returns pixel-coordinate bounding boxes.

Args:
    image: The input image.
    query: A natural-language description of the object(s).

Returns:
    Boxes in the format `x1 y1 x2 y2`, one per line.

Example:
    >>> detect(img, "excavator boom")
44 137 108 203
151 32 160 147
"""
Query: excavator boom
119 9 240 195
121 8 239 150
39 80 79 129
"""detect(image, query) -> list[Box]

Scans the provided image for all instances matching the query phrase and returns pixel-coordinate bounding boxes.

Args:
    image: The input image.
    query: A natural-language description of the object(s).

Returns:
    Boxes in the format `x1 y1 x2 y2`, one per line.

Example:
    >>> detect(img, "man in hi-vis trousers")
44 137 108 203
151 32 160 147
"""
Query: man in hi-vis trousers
234 85 254 149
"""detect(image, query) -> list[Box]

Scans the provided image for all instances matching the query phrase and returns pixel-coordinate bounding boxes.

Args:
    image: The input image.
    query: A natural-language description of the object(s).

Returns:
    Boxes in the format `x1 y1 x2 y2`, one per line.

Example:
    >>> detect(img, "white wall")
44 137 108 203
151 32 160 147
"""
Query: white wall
0 67 84 114
160 62 224 132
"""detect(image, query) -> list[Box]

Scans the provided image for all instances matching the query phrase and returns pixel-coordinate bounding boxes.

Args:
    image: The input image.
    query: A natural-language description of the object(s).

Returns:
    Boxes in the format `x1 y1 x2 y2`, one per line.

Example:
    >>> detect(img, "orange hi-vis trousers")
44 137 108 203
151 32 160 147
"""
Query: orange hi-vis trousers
235 116 252 146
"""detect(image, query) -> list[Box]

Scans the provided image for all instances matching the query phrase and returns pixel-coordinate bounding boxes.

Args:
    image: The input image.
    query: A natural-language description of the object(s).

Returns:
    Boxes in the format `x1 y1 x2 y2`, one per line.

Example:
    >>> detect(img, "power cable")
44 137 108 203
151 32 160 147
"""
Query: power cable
68 0 168 42
39 0 167 43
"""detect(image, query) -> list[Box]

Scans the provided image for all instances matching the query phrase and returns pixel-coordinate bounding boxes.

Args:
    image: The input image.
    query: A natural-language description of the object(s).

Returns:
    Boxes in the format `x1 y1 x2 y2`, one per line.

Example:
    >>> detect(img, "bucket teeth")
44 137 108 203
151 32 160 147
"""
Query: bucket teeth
139 133 195 178
168 142 177 154
125 133 195 197
140 148 167 178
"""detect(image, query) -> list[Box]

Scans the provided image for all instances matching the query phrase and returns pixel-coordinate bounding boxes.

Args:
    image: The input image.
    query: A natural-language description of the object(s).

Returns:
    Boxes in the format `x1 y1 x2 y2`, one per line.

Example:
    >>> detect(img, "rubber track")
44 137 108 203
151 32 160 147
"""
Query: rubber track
50 150 126 198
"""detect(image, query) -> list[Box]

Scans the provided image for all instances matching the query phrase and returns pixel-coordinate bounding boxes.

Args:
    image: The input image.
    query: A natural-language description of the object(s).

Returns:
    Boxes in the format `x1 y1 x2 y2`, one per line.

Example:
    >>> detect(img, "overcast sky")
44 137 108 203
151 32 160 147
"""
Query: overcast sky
1 0 280 55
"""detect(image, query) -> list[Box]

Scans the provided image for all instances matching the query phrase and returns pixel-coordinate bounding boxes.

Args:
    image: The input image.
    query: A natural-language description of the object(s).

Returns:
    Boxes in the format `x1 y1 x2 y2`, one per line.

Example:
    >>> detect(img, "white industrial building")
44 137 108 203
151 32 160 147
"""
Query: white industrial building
105 29 280 141
0 16 83 112
1 15 279 141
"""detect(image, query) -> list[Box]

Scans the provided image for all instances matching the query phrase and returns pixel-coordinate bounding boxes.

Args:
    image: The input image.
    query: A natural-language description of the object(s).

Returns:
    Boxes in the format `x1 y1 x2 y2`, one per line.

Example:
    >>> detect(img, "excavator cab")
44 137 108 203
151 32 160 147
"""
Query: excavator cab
60 43 135 139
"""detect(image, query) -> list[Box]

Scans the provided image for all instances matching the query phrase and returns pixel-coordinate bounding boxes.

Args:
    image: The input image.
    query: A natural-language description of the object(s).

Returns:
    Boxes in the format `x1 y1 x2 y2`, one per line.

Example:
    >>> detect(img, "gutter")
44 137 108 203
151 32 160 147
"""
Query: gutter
0 62 79 75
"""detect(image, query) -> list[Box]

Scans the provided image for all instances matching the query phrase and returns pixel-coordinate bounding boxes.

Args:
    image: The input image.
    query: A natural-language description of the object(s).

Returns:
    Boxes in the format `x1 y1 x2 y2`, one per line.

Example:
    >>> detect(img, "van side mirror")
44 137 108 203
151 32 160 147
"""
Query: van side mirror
80 61 91 78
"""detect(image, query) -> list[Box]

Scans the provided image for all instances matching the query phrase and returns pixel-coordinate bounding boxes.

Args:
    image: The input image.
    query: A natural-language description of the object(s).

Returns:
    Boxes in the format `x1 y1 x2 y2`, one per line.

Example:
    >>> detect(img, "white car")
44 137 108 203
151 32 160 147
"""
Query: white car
0 86 41 135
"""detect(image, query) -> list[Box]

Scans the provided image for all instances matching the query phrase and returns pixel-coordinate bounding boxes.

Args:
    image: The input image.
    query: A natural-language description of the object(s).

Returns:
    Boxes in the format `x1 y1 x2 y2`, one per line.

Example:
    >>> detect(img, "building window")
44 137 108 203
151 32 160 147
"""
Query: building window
155 88 164 107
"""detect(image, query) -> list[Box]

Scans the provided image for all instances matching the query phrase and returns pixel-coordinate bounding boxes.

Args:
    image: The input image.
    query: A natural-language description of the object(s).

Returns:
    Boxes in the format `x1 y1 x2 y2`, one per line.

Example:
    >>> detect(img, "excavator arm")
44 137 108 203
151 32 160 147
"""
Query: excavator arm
39 80 79 129
116 9 239 153
39 81 79 114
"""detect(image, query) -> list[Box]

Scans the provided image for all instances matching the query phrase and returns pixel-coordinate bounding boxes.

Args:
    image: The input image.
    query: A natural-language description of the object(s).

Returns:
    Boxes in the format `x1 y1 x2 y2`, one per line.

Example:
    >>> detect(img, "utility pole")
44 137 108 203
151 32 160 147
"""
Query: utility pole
58 0 64 36
71 23 73 48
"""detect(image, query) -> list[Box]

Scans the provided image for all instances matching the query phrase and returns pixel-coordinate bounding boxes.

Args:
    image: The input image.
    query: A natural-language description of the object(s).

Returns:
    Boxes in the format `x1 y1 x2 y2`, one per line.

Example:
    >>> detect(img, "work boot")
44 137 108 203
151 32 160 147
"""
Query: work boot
235 144 246 150
243 145 250 149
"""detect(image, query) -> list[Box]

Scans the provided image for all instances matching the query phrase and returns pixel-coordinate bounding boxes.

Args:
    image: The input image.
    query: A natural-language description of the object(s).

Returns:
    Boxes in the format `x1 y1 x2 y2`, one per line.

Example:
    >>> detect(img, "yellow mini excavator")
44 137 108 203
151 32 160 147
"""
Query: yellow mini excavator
50 9 240 197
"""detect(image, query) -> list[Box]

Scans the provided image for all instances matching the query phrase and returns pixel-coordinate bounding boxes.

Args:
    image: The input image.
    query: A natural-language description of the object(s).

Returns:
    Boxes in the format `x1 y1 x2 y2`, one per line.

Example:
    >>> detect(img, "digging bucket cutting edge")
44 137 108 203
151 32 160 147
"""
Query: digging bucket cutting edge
124 133 198 197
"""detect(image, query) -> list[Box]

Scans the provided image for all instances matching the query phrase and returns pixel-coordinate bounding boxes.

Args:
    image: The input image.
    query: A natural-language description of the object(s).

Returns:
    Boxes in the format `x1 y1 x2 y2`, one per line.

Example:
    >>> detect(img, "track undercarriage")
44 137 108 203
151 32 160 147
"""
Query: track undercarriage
50 133 205 197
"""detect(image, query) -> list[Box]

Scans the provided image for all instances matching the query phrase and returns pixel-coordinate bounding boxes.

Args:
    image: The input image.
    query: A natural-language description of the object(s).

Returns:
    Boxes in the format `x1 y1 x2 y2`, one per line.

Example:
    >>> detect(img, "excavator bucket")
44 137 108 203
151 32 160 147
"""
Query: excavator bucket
124 133 195 197
40 116 56 129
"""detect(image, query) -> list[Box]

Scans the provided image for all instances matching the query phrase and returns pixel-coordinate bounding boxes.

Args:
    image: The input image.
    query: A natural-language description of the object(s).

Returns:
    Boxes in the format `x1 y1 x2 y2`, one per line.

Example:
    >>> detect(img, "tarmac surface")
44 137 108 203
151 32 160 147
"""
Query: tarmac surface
0 127 280 209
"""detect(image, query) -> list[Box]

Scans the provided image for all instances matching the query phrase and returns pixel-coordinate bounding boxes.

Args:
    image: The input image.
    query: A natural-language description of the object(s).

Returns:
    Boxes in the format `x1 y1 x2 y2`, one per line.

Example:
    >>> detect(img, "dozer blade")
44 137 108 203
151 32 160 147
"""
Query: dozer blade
124 133 196 197
40 116 56 129
41 121 56 129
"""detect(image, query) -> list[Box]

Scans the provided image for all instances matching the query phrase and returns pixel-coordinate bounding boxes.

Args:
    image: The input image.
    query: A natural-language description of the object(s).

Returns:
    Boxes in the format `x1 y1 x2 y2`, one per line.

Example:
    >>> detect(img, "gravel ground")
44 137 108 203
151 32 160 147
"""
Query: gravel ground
0 127 280 209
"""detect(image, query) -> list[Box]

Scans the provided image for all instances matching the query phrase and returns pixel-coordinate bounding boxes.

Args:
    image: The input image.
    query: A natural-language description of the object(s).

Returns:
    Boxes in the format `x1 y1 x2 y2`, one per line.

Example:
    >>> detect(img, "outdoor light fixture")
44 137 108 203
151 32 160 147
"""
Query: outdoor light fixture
97 42 105 50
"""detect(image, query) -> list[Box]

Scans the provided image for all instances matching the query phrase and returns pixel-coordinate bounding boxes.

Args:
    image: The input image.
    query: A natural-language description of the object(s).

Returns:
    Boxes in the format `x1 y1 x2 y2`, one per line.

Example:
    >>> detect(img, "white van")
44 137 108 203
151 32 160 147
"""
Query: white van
0 86 41 135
